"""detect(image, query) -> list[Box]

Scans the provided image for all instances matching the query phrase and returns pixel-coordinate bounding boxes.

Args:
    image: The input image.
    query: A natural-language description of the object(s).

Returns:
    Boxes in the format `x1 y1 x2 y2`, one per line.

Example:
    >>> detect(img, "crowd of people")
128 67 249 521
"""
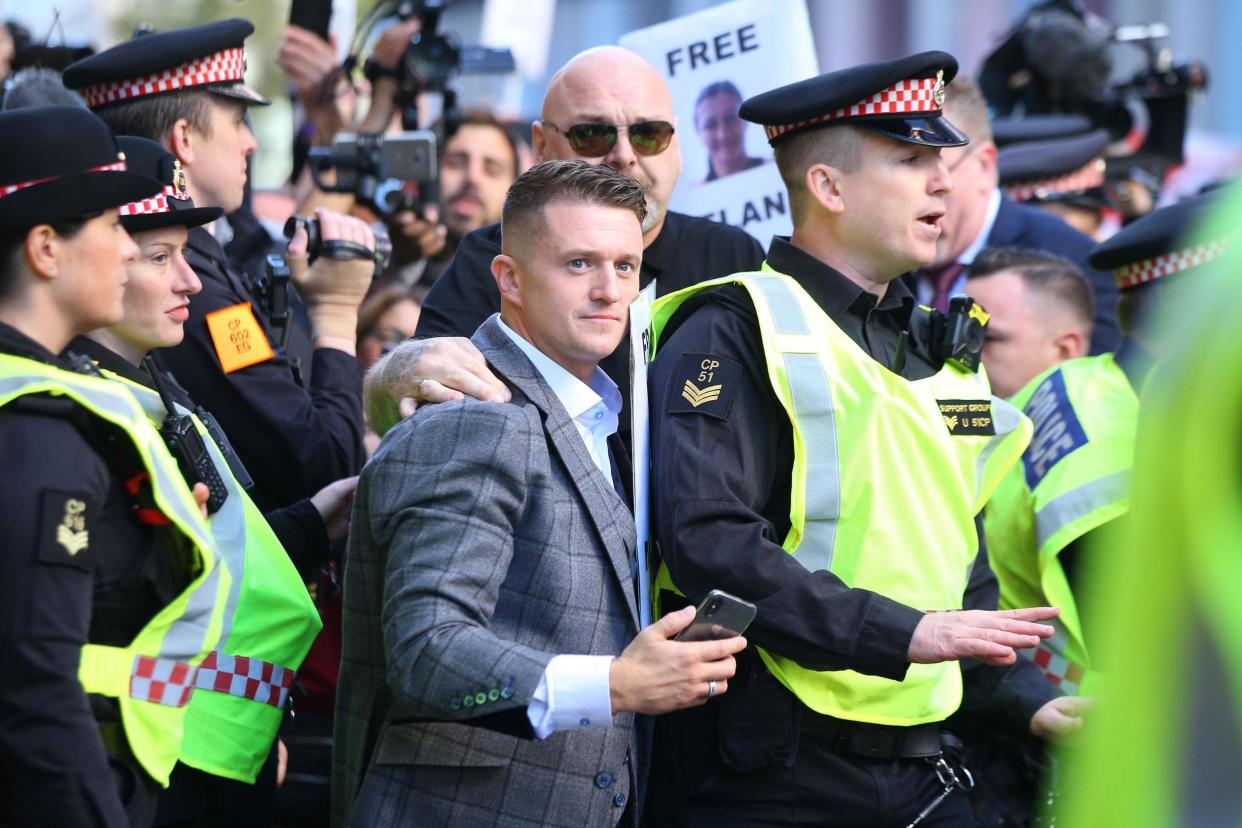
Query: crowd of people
0 7 1235 828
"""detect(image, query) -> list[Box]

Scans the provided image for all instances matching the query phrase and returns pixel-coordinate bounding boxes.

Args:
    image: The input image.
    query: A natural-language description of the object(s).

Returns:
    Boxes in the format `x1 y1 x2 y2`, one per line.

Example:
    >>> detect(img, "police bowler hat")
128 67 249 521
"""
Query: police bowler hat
115 137 222 234
0 106 162 235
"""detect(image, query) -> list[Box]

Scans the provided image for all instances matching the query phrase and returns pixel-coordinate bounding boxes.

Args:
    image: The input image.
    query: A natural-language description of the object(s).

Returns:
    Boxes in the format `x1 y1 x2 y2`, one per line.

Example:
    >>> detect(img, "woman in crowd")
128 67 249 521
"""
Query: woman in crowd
67 136 347 826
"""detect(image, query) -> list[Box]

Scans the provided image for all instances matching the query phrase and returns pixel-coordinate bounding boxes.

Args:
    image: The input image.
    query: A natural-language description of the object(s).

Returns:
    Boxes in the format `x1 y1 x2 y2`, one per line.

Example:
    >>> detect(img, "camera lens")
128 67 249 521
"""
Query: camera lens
706 597 722 615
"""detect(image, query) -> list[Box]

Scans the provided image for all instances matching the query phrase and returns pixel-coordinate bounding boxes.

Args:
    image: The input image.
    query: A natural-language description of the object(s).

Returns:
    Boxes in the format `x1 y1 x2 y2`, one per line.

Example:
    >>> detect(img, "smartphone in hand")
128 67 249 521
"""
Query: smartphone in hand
674 590 757 642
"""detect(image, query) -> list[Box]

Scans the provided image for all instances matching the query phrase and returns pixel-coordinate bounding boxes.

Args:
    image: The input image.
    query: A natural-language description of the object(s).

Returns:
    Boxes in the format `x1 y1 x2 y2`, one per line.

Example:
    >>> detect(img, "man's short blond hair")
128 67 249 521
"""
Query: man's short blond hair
943 76 992 145
773 125 863 222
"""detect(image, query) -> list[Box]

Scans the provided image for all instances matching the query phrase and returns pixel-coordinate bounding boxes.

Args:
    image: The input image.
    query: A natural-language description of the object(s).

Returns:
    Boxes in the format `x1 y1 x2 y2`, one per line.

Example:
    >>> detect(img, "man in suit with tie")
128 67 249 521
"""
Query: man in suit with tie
910 77 1121 355
333 160 746 828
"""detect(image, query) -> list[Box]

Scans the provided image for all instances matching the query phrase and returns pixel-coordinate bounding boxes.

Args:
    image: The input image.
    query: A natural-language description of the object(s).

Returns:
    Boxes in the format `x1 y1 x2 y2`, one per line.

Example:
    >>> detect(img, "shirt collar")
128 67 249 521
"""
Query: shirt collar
496 315 621 420
959 188 1003 265
765 236 913 320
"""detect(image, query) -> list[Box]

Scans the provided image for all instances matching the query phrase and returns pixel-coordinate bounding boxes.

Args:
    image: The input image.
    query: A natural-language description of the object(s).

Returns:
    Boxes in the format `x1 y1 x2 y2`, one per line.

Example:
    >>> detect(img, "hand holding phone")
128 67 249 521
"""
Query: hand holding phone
674 589 757 642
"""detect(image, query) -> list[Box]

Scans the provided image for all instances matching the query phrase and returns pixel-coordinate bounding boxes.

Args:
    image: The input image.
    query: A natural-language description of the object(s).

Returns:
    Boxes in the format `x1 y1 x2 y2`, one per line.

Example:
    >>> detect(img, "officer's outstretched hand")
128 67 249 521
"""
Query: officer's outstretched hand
907 607 1059 666
288 208 376 353
363 337 511 436
608 606 746 716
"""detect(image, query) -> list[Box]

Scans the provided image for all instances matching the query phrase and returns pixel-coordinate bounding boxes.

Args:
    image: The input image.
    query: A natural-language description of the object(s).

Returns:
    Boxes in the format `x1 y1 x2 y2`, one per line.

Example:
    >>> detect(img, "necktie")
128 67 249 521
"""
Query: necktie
923 261 966 312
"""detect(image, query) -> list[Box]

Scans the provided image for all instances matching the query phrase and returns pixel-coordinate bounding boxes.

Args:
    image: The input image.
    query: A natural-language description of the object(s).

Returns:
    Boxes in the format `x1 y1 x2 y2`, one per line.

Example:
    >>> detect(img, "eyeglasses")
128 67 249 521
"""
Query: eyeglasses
542 120 676 157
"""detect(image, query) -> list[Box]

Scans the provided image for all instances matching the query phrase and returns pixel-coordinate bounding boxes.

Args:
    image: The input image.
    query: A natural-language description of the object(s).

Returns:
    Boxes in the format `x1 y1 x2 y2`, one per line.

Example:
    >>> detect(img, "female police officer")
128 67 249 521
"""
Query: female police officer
0 107 226 827
67 135 331 825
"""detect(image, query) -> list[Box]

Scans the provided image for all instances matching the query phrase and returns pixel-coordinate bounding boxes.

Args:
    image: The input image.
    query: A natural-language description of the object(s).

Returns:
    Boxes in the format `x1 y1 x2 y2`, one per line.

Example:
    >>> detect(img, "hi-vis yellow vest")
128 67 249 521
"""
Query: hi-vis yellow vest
651 269 1032 726
106 370 322 783
1056 183 1242 828
985 355 1137 695
0 354 226 786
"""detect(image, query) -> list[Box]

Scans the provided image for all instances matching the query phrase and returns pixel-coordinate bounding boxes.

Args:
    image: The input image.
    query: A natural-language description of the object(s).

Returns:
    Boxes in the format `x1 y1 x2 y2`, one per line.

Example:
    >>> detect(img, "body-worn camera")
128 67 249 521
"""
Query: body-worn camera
909 297 990 374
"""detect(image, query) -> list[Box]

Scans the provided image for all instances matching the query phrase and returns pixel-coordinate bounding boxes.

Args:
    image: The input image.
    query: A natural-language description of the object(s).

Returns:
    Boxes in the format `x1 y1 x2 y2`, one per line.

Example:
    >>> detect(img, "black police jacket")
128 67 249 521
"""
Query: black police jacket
153 227 364 513
0 323 191 828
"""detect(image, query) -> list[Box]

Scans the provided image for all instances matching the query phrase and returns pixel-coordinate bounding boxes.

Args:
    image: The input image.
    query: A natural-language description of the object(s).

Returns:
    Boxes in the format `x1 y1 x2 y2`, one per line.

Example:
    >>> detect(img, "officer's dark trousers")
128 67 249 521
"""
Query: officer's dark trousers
644 653 975 827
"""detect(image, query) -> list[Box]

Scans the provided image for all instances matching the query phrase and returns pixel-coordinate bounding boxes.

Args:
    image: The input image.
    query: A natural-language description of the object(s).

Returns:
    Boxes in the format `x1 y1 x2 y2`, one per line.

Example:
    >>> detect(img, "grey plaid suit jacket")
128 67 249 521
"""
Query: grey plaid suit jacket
332 315 641 827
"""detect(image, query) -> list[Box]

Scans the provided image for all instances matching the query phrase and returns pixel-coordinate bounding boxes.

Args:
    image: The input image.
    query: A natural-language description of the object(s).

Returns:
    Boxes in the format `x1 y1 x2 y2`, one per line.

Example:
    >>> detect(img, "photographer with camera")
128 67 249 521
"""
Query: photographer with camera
64 19 375 516
382 110 520 286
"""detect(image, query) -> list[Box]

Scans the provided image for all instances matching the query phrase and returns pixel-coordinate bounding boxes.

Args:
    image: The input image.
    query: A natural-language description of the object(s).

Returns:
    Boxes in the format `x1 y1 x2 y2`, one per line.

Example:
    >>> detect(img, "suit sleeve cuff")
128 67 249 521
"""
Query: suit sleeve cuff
526 655 614 740
850 594 923 681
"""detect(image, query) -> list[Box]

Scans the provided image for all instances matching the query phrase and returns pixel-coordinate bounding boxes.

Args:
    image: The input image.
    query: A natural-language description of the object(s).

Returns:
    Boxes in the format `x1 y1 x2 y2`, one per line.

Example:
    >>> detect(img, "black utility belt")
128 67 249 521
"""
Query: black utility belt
798 706 944 759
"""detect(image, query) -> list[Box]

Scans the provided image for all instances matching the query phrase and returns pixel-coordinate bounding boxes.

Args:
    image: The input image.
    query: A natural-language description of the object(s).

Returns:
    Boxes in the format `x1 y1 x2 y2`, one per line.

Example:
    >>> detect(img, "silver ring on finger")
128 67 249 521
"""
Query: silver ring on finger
707 680 718 699
414 378 428 396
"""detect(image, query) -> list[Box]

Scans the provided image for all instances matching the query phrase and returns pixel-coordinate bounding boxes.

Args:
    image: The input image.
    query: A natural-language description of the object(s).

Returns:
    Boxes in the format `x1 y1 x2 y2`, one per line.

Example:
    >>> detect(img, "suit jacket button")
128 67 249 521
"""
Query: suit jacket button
613 793 626 807
594 772 612 789
500 685 514 700
450 697 462 710
475 692 487 706
488 688 500 702
463 695 475 708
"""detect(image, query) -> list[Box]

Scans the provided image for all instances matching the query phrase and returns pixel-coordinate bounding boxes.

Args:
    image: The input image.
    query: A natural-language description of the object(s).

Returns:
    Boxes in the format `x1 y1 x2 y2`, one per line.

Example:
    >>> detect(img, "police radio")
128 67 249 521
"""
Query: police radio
909 297 990 374
142 357 229 514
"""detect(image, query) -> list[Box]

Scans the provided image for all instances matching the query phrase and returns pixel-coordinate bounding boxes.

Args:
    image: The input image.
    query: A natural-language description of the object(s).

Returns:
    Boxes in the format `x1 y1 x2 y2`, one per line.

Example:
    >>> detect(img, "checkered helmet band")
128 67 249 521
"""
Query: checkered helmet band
118 181 190 216
1115 239 1231 289
764 76 943 142
1006 159 1106 202
82 47 246 108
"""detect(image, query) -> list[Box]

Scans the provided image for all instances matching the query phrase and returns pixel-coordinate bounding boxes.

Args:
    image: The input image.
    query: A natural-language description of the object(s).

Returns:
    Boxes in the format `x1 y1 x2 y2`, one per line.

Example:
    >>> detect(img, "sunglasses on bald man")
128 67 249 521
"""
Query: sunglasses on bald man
542 120 676 157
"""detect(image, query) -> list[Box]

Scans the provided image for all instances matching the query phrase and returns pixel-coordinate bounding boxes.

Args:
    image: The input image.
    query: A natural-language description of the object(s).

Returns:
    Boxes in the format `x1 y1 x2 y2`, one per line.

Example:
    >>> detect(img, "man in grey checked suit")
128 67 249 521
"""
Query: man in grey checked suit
333 160 747 827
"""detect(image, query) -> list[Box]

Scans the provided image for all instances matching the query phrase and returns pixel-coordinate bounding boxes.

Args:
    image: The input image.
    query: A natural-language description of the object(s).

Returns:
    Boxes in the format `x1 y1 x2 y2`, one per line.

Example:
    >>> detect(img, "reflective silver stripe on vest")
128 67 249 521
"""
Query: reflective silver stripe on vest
756 275 811 337
975 395 1026 499
750 276 841 573
1035 469 1130 550
783 353 841 572
0 371 218 664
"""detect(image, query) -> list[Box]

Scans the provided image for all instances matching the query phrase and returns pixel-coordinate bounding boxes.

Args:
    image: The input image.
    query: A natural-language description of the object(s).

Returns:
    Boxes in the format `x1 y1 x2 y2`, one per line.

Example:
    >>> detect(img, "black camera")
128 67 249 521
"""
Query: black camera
909 298 990 374
283 215 391 270
979 0 1207 196
306 130 438 216
389 0 516 130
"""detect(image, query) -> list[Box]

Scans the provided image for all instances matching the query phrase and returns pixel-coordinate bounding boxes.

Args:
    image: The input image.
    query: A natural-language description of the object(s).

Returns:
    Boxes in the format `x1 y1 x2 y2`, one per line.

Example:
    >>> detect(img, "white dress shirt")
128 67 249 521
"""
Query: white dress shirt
496 317 623 739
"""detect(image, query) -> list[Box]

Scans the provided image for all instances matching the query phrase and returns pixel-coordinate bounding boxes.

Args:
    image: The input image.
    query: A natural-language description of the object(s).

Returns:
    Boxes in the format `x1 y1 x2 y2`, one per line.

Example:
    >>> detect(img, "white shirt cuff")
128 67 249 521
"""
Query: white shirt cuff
527 654 614 740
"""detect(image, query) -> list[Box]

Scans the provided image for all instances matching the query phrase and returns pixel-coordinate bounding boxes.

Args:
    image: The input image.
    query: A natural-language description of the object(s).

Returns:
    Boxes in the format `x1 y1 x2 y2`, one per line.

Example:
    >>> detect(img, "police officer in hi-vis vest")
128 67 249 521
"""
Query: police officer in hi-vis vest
0 106 227 828
59 136 325 826
1055 187 1242 828
975 192 1231 823
647 53 1069 826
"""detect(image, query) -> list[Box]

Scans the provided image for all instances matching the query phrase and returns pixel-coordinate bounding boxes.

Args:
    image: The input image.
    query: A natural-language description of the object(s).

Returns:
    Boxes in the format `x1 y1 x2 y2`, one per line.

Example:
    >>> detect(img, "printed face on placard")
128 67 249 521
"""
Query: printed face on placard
694 84 755 181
